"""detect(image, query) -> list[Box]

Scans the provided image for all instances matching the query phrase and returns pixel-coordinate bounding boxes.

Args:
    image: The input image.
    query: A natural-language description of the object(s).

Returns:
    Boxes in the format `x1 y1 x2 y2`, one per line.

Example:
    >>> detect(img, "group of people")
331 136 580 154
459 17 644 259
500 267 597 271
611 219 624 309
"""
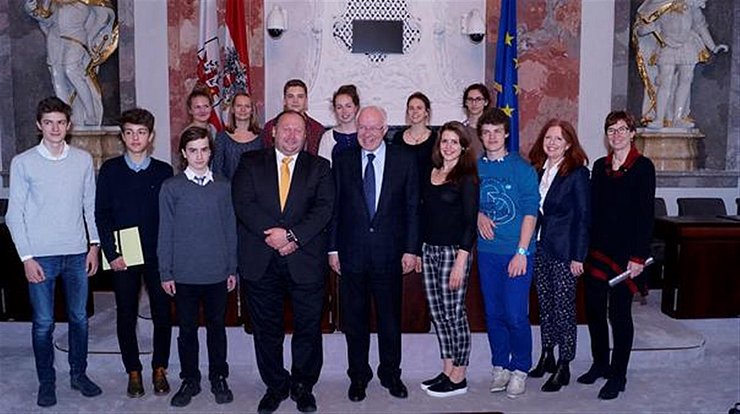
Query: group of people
6 79 655 412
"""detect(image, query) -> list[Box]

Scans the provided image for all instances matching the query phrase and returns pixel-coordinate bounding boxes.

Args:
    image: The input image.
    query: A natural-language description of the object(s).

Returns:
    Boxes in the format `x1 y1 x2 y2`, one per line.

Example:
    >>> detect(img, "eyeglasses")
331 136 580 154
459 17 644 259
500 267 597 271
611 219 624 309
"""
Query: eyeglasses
466 97 486 103
358 125 384 133
606 126 630 136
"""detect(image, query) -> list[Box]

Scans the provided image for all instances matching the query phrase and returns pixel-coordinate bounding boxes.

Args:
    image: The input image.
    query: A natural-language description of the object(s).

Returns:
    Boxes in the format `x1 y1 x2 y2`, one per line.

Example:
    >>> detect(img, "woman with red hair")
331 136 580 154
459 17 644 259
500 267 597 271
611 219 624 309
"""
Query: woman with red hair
527 119 590 392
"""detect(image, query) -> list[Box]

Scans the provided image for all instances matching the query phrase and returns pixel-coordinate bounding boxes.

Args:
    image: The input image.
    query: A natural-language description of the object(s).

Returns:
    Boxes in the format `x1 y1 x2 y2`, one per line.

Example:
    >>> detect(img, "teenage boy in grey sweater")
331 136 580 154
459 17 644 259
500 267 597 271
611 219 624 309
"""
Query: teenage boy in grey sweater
6 96 103 407
158 126 237 408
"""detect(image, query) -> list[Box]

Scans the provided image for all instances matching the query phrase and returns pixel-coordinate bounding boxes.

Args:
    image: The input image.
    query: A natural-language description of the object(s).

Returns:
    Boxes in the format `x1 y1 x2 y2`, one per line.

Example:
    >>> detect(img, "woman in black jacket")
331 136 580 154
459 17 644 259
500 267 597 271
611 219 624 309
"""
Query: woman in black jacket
577 110 655 400
527 119 590 392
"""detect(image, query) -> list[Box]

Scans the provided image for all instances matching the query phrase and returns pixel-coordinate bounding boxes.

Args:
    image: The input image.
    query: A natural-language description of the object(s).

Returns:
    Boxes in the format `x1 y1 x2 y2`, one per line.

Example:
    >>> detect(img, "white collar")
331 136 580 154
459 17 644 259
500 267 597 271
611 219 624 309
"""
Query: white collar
184 166 214 185
36 141 69 161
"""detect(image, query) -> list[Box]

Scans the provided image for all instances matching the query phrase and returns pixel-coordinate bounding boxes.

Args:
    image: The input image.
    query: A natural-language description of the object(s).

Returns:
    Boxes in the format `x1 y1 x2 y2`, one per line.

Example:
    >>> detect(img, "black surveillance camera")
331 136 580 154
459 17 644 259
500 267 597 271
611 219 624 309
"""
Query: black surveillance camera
267 28 284 39
469 33 485 44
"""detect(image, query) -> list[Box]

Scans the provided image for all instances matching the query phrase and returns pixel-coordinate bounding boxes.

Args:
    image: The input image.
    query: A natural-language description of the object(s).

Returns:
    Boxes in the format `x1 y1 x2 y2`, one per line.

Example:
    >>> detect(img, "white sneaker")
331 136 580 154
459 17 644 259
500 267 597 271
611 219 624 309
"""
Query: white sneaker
506 370 527 398
490 366 510 392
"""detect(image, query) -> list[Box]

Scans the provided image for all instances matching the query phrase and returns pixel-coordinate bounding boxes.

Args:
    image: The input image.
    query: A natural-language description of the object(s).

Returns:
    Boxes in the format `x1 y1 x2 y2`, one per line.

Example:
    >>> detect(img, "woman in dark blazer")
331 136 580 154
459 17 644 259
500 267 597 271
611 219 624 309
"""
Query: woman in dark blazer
527 119 590 392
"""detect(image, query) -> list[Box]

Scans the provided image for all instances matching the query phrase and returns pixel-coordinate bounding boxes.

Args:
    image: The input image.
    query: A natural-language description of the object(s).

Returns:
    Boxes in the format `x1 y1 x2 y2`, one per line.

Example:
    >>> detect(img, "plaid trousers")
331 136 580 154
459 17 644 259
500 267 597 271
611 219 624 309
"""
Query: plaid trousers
422 243 472 367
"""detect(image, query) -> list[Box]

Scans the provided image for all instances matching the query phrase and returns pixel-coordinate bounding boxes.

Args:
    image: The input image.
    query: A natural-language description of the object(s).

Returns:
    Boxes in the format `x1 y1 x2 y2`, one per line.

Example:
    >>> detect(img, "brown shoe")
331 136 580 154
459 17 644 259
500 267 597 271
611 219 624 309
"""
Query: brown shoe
152 367 170 395
127 371 145 398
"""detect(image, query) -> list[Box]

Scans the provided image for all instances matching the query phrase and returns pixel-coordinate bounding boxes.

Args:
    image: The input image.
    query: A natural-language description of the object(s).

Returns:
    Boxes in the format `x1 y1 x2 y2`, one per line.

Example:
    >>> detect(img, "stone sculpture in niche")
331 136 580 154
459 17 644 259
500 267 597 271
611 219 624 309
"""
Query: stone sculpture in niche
633 0 728 130
24 0 118 127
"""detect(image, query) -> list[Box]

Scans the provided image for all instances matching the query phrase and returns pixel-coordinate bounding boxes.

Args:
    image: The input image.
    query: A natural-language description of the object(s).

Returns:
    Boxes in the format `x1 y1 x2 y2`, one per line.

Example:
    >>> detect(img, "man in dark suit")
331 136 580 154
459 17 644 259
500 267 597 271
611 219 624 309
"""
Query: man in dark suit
232 110 334 414
329 105 420 402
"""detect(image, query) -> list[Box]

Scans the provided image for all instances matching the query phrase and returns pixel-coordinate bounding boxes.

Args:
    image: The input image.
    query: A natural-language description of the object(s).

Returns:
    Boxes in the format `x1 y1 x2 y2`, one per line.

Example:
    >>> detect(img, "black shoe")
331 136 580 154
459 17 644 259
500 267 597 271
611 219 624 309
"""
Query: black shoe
210 375 233 404
71 374 103 397
170 379 201 407
529 347 556 378
380 377 408 399
348 381 367 402
598 377 626 400
576 364 608 385
426 377 468 398
541 361 570 392
37 383 57 407
258 389 289 414
420 372 448 391
290 383 317 413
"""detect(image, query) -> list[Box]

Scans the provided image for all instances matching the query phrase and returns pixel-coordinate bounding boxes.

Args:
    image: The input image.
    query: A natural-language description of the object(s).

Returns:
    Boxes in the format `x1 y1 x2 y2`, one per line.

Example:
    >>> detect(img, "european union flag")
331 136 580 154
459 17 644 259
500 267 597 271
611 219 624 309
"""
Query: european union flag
494 0 519 152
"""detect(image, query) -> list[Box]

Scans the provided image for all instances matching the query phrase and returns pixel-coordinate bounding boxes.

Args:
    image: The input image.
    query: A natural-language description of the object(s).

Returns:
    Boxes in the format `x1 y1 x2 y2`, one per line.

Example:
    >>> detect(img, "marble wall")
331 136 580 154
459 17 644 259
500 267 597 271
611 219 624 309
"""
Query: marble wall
485 0 581 156
166 0 200 167
0 0 14 185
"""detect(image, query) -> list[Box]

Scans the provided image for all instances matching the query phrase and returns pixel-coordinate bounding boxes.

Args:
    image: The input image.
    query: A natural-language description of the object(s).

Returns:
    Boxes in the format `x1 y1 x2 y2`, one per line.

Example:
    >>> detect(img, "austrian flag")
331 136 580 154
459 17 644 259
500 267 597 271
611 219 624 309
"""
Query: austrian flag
196 0 251 132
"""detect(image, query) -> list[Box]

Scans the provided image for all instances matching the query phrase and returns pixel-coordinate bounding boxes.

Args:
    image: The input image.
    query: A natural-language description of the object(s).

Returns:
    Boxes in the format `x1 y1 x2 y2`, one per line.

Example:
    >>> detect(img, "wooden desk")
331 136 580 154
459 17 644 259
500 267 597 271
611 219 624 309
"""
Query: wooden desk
655 216 740 318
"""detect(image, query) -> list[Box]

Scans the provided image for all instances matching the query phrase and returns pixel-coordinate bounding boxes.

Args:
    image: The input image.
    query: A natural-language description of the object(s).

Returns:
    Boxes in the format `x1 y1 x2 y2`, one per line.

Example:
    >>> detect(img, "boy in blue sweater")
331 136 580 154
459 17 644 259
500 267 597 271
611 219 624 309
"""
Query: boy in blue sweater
476 108 539 398
6 97 103 407
95 108 174 398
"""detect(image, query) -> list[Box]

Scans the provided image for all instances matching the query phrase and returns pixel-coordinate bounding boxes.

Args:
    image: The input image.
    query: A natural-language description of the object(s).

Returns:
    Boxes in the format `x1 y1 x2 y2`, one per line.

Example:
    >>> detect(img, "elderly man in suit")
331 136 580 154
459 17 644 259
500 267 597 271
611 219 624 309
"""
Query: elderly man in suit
232 110 334 414
329 105 420 402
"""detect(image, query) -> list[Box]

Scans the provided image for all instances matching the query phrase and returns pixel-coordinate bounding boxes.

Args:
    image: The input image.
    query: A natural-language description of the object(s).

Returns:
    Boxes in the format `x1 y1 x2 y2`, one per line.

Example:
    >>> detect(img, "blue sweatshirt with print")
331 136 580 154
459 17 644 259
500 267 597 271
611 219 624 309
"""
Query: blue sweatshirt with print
477 153 540 255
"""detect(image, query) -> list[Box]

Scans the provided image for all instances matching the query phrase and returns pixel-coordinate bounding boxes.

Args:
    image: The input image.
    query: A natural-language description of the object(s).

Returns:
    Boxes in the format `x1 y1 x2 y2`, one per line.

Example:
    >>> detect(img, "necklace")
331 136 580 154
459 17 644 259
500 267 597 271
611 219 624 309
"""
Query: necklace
405 129 429 145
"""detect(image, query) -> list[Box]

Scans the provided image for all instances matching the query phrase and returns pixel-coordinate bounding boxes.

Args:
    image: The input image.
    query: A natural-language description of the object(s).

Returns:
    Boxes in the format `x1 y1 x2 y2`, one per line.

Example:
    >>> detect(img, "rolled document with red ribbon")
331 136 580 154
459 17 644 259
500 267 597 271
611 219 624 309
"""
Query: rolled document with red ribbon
608 257 655 287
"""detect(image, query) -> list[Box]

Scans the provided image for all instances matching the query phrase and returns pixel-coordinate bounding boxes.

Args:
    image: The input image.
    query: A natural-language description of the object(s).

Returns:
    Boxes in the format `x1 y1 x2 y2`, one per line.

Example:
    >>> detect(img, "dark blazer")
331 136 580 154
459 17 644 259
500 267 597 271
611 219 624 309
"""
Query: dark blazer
232 148 334 282
536 165 590 263
330 144 420 274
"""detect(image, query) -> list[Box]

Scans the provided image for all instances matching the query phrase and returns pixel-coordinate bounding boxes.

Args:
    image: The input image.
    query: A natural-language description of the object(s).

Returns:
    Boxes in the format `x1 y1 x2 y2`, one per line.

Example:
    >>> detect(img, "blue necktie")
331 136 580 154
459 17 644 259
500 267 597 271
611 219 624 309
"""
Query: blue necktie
196 176 206 186
363 153 376 217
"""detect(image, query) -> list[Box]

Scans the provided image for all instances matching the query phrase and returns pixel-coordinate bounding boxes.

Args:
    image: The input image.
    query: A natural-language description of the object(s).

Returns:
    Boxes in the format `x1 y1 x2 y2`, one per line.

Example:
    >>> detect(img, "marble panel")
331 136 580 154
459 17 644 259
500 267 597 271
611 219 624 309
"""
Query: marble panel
245 0 265 124
9 2 52 155
167 0 200 168
727 0 740 172
611 0 631 110
118 0 136 111
485 0 581 157
0 0 15 184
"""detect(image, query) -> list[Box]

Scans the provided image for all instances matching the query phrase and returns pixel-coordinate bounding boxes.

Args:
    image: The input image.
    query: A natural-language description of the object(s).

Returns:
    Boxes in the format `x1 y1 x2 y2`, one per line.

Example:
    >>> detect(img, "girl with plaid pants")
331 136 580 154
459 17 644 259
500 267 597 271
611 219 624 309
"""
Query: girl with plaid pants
418 121 479 398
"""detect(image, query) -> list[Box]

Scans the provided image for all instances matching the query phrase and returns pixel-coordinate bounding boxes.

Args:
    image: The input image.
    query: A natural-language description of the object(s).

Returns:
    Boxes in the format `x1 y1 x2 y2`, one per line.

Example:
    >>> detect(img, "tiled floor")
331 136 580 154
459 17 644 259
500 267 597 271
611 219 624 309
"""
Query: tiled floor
0 291 738 413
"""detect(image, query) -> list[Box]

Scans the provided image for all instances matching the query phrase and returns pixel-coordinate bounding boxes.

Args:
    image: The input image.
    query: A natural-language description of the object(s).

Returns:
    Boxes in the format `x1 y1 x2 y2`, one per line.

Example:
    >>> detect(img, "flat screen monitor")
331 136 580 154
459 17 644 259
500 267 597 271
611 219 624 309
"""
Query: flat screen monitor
352 20 403 54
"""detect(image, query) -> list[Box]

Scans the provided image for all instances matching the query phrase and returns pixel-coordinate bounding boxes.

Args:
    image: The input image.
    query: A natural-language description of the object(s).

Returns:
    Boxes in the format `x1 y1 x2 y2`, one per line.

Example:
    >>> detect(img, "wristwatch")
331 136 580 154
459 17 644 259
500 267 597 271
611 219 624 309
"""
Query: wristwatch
286 229 299 245
516 247 529 256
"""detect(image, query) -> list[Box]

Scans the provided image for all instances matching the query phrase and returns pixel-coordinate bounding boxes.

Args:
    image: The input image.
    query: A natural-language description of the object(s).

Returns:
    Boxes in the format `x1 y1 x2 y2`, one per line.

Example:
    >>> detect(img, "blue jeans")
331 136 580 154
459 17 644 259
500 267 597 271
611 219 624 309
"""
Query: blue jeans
29 253 89 385
477 251 533 373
